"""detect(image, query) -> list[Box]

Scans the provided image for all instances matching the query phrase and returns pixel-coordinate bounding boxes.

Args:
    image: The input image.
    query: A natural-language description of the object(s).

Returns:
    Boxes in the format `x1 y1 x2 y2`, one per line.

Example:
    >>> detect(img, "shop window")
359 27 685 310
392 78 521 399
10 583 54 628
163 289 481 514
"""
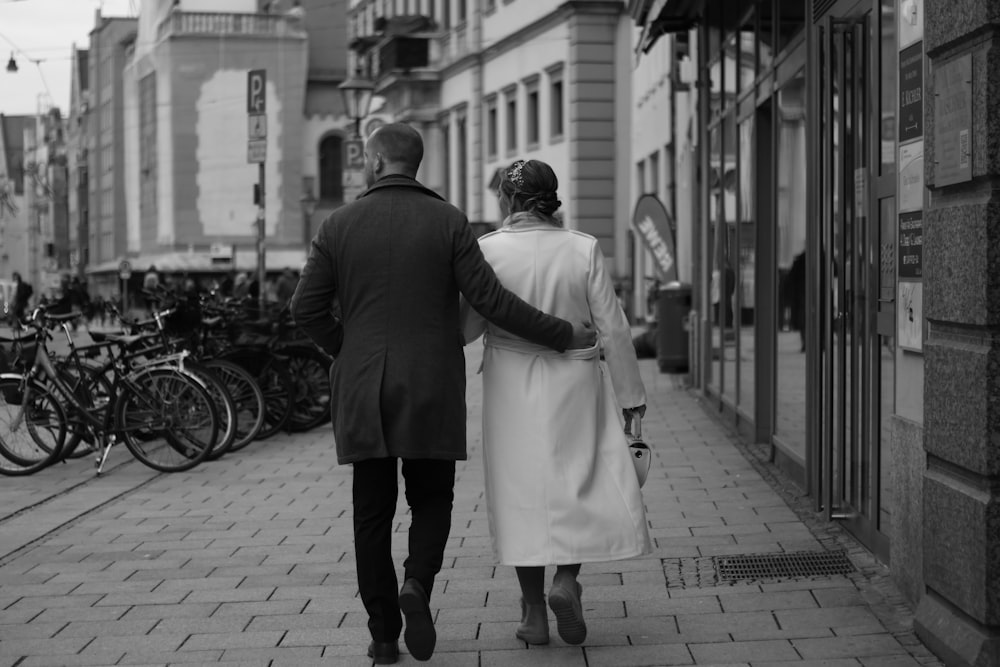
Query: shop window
776 0 805 54
740 12 757 86
774 69 807 457
879 0 897 177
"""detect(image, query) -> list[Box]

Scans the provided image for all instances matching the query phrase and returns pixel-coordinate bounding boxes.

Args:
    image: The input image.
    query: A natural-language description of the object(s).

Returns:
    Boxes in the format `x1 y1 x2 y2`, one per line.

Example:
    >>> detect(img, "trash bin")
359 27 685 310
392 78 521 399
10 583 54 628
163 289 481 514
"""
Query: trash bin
656 281 692 373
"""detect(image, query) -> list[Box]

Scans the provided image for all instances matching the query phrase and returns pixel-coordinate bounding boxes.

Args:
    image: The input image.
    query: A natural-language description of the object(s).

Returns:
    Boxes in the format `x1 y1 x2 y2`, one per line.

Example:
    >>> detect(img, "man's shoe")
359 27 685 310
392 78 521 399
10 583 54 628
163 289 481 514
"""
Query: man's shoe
366 640 399 665
398 578 436 661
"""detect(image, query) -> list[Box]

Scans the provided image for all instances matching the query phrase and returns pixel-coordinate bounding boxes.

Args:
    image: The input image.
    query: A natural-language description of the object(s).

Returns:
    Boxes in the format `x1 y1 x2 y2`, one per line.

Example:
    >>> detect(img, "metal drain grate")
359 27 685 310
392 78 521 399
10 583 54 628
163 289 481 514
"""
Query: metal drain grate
715 550 855 583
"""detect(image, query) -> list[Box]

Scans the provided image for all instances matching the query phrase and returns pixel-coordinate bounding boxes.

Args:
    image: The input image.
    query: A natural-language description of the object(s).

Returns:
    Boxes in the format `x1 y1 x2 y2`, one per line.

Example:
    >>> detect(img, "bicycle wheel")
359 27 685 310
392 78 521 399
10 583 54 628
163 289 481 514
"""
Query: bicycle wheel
201 358 265 452
220 348 293 440
0 377 67 476
280 345 332 432
185 361 237 460
115 367 218 472
57 362 112 460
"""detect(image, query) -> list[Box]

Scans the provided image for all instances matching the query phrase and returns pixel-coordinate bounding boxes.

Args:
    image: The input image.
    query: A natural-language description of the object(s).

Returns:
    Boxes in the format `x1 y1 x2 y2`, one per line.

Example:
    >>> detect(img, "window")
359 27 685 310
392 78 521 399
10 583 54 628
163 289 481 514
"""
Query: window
547 65 564 140
457 113 468 211
504 86 517 154
441 118 451 202
649 152 659 198
524 76 540 147
318 134 344 203
485 95 498 159
484 0 496 13
457 0 466 24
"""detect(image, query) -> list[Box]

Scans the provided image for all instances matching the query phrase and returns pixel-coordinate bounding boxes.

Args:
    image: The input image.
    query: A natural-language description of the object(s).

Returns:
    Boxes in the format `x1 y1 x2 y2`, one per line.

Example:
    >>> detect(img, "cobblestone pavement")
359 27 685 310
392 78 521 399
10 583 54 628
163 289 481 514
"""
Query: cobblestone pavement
0 345 944 666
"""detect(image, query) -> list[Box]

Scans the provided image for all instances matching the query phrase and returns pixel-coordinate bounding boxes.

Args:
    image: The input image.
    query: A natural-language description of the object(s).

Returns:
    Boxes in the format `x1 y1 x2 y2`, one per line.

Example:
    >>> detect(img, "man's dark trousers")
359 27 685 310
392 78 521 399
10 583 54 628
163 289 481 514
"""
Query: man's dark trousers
353 457 456 641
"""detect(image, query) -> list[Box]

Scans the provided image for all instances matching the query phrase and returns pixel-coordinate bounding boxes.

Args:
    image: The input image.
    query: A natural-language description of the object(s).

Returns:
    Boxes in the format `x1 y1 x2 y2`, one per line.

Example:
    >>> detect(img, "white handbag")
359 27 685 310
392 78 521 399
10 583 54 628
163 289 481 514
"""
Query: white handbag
625 414 651 488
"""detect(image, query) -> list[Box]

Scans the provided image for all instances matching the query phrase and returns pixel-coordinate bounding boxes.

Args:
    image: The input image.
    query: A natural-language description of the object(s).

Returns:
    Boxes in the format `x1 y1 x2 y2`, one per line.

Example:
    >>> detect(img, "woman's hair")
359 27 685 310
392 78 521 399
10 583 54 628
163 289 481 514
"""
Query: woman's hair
498 159 562 218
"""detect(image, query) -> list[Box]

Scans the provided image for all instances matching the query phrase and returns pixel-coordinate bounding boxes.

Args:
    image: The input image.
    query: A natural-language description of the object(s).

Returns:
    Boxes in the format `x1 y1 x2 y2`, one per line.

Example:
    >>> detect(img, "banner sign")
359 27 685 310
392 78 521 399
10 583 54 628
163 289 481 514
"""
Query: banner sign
631 194 677 282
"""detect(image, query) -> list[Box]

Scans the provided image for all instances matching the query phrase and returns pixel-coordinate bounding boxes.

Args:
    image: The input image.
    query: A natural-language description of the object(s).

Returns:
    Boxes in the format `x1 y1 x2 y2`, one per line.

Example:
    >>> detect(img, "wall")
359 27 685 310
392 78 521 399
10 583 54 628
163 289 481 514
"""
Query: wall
480 20 571 225
155 34 307 250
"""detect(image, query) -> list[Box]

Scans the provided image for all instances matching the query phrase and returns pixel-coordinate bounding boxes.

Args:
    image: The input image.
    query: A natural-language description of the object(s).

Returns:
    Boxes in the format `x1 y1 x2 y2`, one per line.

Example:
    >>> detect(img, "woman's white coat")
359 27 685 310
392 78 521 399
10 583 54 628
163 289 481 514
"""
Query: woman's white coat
463 214 652 566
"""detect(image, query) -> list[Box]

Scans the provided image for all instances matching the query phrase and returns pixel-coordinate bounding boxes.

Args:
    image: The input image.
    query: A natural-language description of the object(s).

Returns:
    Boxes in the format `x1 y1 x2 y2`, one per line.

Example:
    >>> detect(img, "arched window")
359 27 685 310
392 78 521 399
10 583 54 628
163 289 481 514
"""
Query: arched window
318 134 344 203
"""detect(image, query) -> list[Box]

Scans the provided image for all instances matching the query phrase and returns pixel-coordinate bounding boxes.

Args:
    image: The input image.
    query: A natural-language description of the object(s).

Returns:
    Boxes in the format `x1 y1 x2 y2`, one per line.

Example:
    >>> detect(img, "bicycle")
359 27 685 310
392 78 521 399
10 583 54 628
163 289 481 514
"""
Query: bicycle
0 306 220 476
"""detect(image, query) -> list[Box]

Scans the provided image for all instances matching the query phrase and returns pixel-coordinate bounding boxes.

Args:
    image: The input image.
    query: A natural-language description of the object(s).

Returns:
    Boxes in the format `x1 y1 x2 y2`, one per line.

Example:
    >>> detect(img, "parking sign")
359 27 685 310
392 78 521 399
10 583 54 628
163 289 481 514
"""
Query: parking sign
247 69 266 114
343 139 364 170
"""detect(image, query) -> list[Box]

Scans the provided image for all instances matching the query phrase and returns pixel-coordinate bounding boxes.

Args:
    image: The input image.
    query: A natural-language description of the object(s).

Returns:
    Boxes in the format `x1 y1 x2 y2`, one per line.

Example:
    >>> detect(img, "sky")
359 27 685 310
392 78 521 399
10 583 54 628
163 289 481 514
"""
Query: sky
0 0 138 116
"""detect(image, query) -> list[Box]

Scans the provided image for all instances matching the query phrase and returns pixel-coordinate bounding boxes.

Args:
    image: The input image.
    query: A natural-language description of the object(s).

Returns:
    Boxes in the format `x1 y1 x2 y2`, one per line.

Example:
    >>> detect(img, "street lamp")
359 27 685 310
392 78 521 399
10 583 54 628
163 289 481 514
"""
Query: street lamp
300 190 317 247
338 70 375 138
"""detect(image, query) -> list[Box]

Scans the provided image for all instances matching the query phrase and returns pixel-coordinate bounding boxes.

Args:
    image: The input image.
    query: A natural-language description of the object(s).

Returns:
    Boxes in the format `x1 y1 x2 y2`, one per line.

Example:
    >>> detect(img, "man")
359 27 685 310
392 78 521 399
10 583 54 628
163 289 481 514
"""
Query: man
290 123 595 664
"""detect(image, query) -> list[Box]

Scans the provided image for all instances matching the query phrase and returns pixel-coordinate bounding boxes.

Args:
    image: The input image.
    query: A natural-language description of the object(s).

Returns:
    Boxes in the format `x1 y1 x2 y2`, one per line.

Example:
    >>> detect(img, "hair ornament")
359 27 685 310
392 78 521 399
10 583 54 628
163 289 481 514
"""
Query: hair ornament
506 160 526 188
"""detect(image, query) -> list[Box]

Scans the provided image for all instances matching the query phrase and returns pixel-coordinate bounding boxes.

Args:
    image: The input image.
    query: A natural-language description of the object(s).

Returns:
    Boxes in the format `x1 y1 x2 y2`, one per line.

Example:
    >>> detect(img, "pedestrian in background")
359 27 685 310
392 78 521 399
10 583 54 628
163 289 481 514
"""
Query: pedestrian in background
462 159 650 646
290 123 596 665
143 265 161 314
11 272 33 323
276 267 298 308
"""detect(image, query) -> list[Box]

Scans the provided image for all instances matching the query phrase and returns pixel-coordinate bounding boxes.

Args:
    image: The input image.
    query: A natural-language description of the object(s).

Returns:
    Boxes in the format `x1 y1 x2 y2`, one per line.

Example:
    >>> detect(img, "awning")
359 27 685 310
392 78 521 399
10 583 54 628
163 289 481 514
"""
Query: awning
86 249 309 276
637 0 700 53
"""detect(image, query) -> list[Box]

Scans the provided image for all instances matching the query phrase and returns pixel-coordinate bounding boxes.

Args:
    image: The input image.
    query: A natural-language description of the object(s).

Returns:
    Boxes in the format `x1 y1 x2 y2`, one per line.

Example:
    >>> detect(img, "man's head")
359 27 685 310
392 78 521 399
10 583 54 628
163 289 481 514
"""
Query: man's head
363 123 424 186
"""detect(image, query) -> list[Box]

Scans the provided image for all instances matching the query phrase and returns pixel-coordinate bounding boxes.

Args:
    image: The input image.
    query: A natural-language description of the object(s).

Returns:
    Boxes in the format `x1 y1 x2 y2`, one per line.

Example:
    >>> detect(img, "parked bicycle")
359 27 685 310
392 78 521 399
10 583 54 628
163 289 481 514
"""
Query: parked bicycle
0 306 220 476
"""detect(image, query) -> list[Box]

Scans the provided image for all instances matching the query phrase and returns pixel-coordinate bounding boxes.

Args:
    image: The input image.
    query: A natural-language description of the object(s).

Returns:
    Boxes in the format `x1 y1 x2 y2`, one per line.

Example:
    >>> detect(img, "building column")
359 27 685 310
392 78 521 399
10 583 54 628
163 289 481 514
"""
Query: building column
914 2 1000 665
567 1 624 258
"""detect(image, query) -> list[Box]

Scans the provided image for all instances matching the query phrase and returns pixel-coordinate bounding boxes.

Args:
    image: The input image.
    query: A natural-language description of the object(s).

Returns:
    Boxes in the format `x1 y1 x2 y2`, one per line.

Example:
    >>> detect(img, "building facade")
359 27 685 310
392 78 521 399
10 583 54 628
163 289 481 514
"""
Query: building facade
75 0 355 291
0 114 33 303
631 0 998 664
85 13 138 293
66 46 90 280
348 0 634 273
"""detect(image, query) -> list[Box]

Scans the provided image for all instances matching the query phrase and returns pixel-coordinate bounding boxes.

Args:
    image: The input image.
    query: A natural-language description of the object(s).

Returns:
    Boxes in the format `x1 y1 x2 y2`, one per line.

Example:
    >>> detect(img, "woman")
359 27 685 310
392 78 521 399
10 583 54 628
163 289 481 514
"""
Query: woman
462 159 651 646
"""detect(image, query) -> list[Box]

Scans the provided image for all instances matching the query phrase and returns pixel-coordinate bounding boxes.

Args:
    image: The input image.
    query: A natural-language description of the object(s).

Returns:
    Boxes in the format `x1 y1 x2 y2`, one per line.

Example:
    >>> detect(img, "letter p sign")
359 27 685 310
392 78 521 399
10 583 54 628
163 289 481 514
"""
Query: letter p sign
247 69 266 114
344 139 365 170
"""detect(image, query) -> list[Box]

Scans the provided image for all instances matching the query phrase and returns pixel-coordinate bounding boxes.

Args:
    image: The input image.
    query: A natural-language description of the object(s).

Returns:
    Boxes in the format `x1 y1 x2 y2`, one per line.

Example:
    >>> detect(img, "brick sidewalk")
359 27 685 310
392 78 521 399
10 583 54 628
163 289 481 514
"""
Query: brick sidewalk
0 346 942 666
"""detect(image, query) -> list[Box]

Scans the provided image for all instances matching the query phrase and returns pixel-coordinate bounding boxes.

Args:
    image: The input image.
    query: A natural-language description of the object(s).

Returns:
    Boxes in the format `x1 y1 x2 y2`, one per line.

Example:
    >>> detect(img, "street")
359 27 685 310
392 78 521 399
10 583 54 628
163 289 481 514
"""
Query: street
0 345 940 666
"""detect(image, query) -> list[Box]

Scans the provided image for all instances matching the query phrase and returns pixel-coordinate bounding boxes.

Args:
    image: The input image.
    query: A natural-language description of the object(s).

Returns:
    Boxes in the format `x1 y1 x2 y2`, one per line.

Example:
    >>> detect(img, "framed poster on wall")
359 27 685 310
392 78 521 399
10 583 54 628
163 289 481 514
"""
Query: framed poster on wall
898 281 923 352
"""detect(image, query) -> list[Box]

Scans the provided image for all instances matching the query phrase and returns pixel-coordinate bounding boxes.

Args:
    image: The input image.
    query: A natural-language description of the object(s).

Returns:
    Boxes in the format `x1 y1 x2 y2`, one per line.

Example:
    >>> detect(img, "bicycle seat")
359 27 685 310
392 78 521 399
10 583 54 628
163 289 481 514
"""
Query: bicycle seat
87 330 125 343
44 311 83 323
202 315 223 327
94 332 150 347
0 330 39 344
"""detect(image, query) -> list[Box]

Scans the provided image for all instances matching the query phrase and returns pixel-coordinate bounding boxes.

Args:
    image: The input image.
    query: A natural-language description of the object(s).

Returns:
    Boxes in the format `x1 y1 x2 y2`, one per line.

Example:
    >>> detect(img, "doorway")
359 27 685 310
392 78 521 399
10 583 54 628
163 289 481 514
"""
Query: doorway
813 7 889 558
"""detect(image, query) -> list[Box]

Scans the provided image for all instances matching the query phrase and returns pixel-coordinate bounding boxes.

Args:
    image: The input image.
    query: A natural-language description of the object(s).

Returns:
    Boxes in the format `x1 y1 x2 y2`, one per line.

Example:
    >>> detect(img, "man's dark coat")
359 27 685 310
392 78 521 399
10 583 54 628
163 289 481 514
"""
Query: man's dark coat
290 175 573 464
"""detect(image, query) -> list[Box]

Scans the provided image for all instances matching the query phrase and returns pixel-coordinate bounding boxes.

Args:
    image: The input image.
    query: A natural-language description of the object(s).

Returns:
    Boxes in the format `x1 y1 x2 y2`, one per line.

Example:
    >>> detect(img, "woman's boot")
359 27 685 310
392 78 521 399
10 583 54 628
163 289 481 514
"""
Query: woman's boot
515 597 550 644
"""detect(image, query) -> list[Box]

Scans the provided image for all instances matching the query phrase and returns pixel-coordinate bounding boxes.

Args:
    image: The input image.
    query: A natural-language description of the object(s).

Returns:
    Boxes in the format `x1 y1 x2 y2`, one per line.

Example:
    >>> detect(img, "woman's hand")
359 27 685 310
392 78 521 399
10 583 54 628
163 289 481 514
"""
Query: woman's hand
623 405 646 433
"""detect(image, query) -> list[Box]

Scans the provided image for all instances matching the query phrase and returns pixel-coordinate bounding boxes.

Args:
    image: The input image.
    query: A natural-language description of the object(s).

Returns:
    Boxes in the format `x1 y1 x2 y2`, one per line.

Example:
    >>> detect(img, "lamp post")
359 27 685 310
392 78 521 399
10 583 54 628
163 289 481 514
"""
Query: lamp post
338 70 375 138
300 190 317 248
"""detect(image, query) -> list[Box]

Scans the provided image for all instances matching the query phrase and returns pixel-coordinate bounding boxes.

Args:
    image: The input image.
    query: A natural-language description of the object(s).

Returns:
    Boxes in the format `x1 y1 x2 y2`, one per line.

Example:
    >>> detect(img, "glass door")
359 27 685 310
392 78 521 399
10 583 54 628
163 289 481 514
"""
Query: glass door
816 10 888 557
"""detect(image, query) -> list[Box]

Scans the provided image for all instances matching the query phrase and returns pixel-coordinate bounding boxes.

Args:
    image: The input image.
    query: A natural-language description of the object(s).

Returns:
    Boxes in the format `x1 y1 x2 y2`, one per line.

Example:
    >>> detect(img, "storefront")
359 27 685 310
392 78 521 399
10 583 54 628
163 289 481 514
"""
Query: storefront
634 0 1000 663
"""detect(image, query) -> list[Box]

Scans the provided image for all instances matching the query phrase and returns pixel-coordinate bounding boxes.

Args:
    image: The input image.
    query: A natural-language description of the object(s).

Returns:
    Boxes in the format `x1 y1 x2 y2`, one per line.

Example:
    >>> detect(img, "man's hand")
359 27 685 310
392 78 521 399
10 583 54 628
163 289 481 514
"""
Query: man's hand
568 321 597 349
